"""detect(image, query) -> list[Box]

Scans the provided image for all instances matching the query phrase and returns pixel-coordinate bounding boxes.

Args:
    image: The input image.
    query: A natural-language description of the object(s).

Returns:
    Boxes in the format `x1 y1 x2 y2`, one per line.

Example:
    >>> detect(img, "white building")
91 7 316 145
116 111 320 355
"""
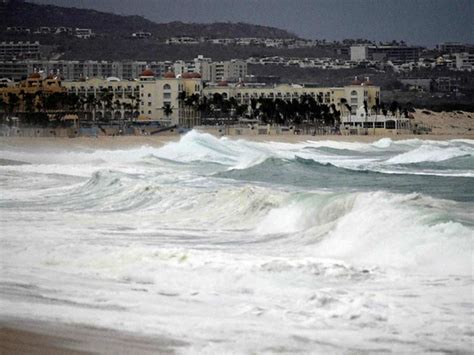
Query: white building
132 31 152 39
340 106 411 135
75 28 94 39
350 46 369 61
166 37 199 45
455 52 474 71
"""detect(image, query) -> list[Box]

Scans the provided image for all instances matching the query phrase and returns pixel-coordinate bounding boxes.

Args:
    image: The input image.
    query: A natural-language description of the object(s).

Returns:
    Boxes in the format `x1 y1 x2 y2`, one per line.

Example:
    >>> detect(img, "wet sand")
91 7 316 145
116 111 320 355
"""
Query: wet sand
0 132 472 151
0 317 187 354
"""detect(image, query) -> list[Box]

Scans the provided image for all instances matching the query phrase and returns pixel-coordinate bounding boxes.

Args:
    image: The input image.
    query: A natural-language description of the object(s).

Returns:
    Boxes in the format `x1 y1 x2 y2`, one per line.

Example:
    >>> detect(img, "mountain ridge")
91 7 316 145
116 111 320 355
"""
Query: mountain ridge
0 1 299 39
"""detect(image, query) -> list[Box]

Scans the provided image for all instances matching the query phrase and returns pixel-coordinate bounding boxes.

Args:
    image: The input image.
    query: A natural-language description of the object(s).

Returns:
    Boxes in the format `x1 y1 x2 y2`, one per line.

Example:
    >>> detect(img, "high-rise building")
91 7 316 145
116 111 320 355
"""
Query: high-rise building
0 41 40 60
350 45 423 63
438 42 474 54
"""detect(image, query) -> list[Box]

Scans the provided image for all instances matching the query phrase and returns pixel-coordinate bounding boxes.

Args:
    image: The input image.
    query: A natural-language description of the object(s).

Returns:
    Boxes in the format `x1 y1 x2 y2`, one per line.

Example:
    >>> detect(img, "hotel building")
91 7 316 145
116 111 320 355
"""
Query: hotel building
0 72 64 112
4 68 380 129
203 77 380 116
62 69 202 125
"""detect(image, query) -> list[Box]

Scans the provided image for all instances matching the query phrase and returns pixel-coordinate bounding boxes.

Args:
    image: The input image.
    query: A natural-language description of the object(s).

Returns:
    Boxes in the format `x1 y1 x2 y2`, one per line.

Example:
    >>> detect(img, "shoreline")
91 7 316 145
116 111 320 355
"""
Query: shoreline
0 316 187 354
0 132 472 149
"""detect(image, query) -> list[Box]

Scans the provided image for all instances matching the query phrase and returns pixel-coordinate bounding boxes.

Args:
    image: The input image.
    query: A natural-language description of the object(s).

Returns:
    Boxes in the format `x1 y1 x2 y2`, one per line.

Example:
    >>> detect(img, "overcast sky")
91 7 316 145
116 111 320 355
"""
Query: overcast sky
30 0 473 46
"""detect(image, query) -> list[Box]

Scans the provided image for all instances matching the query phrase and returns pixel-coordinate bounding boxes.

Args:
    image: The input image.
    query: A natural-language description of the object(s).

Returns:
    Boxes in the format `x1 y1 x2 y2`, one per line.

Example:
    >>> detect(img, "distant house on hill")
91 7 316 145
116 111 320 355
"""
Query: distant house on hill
75 28 94 39
132 31 152 39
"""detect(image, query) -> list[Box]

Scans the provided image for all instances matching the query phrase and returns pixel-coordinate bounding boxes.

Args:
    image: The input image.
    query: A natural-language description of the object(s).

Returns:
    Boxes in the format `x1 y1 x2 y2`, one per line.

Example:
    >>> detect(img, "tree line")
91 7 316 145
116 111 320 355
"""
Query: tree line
1 88 413 128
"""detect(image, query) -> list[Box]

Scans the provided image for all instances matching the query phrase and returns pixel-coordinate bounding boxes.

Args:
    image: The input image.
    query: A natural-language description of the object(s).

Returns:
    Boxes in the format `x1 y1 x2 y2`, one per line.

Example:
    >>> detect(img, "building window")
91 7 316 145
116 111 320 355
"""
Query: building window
148 102 151 106
386 120 396 129
351 90 357 96
163 92 171 99
148 93 151 97
163 84 171 90
148 110 152 114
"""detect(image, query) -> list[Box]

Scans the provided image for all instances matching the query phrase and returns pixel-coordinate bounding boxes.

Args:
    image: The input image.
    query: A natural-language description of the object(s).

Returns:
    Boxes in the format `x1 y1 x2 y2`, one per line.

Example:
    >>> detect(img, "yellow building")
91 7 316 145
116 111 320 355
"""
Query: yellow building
0 72 65 113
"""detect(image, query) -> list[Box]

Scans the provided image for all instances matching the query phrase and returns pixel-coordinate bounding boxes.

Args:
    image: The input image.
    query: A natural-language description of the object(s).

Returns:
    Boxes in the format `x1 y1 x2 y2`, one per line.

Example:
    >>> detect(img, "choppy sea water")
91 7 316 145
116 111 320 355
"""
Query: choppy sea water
0 132 473 353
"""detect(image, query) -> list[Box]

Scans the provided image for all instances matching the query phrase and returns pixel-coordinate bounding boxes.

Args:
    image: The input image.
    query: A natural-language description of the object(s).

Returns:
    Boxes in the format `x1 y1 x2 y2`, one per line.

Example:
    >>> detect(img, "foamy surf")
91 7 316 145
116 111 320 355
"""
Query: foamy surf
0 131 473 353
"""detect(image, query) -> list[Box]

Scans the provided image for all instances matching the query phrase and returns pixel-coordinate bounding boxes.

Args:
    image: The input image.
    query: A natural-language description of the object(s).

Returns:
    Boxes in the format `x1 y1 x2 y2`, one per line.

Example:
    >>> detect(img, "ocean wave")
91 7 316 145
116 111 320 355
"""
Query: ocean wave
385 144 473 165
34 167 474 274
217 156 474 201
253 190 473 275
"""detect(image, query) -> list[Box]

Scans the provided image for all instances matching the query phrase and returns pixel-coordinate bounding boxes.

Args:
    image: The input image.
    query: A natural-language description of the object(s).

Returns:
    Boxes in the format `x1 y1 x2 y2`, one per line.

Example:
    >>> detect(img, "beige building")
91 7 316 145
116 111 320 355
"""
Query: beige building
138 70 202 126
63 69 202 125
203 77 380 116
199 59 247 82
39 71 380 128
63 77 140 121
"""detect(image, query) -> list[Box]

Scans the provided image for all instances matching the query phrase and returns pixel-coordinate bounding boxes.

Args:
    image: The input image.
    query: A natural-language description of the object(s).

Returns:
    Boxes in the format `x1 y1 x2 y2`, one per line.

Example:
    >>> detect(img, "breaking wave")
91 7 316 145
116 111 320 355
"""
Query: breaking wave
12 166 470 275
1 130 473 351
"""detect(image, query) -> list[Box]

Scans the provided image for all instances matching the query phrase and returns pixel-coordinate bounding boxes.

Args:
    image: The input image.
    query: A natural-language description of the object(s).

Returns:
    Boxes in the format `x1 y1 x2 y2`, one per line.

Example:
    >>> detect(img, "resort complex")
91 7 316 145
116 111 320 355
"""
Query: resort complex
0 66 416 136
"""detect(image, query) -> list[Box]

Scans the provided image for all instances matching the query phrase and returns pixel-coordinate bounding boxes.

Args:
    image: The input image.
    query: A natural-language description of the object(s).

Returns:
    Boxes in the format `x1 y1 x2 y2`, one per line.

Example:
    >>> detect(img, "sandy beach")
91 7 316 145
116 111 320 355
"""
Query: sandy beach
0 317 187 354
411 109 474 136
0 132 472 151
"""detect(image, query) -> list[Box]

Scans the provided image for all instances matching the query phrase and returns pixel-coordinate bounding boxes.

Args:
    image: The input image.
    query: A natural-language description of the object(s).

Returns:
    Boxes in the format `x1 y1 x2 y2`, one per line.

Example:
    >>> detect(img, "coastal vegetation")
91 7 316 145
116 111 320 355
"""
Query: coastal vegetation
1 89 416 132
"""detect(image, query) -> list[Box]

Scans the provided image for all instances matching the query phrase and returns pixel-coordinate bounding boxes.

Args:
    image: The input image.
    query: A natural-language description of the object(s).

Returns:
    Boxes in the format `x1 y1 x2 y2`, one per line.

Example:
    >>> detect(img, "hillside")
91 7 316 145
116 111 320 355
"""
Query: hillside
0 1 298 39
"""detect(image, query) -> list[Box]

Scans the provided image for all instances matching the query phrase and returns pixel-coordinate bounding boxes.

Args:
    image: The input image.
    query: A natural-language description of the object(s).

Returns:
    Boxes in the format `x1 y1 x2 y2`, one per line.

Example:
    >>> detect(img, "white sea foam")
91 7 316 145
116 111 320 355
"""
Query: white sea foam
386 144 472 164
1 132 473 353
371 137 393 148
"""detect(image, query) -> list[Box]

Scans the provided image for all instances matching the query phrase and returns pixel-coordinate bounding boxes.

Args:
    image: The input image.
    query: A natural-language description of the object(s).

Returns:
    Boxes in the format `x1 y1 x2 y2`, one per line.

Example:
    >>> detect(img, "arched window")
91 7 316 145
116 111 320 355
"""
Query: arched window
351 90 357 96
163 84 171 90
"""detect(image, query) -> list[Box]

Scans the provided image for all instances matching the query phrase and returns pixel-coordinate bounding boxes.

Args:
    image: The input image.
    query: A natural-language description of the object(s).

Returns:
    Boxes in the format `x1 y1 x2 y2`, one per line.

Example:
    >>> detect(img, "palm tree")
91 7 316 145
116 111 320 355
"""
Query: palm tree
182 93 201 127
162 104 173 123
197 96 209 123
24 93 35 114
7 93 20 118
389 101 399 117
0 96 5 123
96 89 113 123
372 97 380 135
235 103 248 118
363 100 369 134
85 94 97 121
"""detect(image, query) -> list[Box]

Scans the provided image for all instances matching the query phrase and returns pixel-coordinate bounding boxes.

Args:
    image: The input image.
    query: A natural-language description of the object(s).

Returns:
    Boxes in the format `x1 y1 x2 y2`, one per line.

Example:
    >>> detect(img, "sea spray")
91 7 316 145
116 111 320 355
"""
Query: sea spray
0 131 473 353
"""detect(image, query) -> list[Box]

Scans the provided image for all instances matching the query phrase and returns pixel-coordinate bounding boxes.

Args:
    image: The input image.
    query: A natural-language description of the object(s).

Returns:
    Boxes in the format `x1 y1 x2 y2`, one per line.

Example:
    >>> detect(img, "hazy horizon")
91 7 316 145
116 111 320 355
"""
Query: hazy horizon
28 0 473 47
